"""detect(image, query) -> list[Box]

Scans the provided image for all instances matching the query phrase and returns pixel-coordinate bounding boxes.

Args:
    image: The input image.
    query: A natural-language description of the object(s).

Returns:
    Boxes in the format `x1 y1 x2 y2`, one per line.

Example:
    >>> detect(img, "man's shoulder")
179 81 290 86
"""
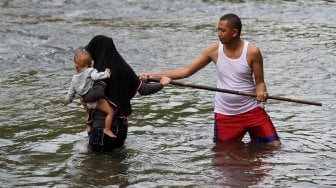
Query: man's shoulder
246 41 260 51
207 42 220 50
246 41 262 65
247 42 261 56
200 42 220 62
204 42 220 55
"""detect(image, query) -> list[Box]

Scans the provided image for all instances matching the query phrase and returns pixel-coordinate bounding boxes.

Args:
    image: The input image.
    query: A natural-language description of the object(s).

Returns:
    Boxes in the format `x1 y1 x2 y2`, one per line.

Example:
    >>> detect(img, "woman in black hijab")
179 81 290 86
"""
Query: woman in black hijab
82 35 170 151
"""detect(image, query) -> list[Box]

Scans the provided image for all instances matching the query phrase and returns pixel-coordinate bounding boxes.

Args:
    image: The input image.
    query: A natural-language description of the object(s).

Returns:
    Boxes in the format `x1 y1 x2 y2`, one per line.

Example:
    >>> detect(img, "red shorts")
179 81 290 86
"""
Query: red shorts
214 106 279 143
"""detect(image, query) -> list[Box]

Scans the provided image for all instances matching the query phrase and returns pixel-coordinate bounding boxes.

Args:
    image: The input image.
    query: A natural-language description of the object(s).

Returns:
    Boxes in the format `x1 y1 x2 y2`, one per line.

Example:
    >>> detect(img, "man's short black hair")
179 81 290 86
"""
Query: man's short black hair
220 14 242 36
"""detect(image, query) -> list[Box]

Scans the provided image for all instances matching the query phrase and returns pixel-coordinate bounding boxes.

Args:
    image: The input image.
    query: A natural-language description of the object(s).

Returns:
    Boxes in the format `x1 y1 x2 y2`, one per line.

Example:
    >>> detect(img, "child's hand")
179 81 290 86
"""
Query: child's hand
61 99 68 106
160 76 171 86
105 68 111 75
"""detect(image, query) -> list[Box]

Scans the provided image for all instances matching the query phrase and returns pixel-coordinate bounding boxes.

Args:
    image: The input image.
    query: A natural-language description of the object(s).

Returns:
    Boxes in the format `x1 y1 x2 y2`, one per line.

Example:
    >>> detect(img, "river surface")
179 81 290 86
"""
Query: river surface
0 0 335 187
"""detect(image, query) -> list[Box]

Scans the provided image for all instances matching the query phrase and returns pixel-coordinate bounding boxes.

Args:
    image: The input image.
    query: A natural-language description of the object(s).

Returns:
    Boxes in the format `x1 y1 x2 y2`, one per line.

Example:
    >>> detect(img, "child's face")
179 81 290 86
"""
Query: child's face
73 51 91 72
74 61 81 72
74 55 83 72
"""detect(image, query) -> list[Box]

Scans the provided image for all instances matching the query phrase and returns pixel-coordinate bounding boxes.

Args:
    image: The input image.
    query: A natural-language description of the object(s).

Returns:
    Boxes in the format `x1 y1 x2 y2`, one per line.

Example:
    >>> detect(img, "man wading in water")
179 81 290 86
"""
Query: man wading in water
141 14 280 147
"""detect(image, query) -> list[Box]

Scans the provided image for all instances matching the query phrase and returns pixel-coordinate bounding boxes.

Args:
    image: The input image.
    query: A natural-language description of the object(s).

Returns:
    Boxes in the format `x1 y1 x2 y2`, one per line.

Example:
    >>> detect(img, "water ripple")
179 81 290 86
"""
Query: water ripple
0 0 335 187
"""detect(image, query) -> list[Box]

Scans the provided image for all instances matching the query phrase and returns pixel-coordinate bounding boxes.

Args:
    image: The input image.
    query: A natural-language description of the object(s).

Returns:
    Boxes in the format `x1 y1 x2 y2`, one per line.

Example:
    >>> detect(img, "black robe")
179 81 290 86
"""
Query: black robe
85 35 141 117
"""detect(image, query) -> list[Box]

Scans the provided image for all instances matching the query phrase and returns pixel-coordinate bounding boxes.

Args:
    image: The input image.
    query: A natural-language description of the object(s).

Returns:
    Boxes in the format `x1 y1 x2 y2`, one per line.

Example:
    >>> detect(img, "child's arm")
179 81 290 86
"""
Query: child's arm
90 68 111 81
63 81 76 105
82 81 106 103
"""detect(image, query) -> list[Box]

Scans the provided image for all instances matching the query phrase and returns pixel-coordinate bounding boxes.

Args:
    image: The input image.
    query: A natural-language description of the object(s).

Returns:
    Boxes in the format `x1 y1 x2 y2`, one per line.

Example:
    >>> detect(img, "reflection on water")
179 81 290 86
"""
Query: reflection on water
0 0 335 187
212 143 276 187
68 148 131 187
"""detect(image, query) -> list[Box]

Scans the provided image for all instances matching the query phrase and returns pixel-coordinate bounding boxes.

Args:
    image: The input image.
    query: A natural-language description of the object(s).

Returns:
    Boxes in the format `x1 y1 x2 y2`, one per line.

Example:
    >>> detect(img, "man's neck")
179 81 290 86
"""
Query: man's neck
224 38 243 52
223 39 244 59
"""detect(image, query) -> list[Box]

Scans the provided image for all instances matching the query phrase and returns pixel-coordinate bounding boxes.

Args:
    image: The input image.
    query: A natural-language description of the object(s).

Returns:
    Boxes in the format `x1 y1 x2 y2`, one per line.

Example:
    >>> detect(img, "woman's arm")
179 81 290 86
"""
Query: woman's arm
138 76 171 95
138 82 164 96
82 81 106 103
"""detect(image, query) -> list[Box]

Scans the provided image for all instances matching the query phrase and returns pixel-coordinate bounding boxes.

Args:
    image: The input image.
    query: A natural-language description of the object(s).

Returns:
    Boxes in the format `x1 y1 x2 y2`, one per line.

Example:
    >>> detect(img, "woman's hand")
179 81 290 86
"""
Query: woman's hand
139 74 149 82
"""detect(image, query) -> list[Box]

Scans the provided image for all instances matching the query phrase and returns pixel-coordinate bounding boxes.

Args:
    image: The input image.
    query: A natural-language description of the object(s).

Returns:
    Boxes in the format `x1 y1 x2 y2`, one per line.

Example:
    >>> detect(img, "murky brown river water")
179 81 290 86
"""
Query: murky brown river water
0 0 335 187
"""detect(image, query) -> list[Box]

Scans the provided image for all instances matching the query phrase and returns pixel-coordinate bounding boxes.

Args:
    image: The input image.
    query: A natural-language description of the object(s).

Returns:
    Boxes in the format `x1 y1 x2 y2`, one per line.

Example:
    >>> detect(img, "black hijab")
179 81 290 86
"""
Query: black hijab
85 35 141 117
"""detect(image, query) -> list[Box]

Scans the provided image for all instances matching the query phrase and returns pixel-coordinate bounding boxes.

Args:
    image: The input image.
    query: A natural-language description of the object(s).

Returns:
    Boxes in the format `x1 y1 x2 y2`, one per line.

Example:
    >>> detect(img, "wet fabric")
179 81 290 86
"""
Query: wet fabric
85 35 141 117
214 106 279 143
88 111 128 152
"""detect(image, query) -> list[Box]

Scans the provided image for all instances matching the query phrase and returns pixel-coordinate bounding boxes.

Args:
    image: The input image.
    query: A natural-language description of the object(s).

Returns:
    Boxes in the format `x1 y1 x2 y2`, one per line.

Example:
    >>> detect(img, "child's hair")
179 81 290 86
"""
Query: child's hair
74 49 92 68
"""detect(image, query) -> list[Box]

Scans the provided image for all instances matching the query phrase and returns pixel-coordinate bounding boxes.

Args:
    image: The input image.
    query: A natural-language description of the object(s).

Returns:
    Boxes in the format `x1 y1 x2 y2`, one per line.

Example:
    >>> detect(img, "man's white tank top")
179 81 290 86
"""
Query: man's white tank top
214 41 260 115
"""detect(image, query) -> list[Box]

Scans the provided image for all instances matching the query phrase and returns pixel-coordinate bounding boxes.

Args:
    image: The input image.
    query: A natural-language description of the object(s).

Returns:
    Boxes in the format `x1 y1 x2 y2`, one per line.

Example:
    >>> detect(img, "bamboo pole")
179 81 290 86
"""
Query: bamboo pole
148 78 322 106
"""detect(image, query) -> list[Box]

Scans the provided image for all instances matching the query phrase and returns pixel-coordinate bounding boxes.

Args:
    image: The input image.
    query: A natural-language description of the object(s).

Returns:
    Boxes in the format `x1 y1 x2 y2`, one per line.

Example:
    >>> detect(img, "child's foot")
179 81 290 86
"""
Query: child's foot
103 129 117 138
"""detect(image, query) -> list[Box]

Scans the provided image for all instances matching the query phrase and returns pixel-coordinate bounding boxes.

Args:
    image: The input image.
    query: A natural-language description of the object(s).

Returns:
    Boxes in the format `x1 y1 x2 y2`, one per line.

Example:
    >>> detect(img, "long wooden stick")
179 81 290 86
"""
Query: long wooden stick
148 78 322 106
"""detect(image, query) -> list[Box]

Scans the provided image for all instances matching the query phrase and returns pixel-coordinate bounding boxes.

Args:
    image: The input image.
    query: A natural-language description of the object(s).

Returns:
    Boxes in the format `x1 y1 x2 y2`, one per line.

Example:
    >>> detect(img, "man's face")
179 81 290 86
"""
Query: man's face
217 20 236 44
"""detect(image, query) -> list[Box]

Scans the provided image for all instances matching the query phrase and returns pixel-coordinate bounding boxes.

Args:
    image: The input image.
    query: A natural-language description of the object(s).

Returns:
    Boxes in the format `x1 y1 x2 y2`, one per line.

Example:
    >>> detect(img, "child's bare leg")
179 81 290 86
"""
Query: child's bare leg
96 99 116 138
